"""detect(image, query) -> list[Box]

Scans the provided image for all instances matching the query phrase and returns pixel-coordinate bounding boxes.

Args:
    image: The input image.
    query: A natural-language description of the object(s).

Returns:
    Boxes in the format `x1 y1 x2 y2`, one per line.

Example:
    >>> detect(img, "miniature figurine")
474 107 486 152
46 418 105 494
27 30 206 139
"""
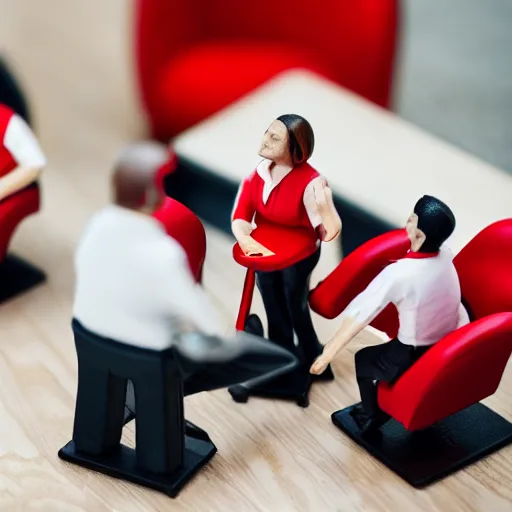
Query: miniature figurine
112 141 206 282
0 102 46 301
59 149 297 496
229 114 342 405
310 195 470 435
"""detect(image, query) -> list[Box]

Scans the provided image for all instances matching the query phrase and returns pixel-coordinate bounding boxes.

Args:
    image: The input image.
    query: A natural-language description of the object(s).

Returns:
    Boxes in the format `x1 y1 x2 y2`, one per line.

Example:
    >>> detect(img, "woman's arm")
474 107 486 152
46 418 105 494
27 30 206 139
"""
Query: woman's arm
1 114 46 201
304 177 342 242
231 173 273 256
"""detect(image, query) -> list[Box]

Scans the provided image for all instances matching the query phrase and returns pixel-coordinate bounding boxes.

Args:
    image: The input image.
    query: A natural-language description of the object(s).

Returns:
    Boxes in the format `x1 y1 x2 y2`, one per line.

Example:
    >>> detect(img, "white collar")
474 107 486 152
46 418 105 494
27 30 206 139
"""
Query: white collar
101 204 164 232
256 159 293 186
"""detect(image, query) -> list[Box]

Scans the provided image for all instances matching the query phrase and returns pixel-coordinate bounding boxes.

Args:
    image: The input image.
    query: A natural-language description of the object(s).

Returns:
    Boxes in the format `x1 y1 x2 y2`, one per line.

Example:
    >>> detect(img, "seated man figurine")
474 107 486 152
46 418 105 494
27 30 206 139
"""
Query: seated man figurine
70 150 297 477
113 141 206 282
310 195 470 435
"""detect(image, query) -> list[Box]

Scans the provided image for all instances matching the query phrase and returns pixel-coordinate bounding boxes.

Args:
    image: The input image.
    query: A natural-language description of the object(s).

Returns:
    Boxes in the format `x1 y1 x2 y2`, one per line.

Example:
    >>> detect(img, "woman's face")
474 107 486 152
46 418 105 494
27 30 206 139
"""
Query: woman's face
258 120 289 162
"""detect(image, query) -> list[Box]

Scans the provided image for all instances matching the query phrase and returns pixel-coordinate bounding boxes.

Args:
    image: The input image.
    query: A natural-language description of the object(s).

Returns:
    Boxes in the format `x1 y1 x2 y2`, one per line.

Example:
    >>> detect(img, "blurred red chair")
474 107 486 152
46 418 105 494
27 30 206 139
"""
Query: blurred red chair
0 185 40 264
309 220 512 487
152 153 207 283
134 0 400 139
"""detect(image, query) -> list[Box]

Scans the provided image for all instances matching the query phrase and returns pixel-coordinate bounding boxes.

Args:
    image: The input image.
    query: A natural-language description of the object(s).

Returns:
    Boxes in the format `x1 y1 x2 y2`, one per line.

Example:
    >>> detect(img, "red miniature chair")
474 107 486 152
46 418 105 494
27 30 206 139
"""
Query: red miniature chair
152 149 207 283
0 183 45 302
310 220 512 488
153 198 206 283
135 0 400 139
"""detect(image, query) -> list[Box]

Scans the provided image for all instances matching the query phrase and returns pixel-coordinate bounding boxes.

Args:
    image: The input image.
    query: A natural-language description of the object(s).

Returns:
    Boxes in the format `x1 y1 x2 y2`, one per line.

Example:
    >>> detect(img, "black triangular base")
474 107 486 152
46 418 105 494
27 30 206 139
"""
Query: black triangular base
331 402 512 488
58 429 217 498
0 254 46 303
228 365 313 407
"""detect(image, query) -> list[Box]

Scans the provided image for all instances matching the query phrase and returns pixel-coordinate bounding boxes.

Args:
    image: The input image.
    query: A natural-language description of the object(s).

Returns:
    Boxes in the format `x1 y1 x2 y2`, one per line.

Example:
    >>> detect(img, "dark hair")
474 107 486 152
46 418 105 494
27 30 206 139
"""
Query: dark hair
276 114 315 165
414 195 456 252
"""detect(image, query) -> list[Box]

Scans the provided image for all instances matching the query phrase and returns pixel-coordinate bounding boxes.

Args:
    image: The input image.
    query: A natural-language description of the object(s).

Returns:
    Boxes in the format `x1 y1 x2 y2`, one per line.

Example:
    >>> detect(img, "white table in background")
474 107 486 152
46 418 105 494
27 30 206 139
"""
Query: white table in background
172 69 512 255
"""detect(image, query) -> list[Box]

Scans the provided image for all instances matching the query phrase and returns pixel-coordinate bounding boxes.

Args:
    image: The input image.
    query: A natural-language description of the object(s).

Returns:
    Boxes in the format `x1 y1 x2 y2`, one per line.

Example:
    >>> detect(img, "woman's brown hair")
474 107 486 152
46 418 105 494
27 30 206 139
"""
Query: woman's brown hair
277 114 315 166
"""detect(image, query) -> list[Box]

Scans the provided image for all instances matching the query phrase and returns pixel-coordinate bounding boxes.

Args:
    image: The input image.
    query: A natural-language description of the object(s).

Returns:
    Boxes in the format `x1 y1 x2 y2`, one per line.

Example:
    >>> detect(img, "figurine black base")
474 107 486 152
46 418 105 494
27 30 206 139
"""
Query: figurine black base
332 402 512 488
0 254 46 303
229 365 313 407
58 429 217 498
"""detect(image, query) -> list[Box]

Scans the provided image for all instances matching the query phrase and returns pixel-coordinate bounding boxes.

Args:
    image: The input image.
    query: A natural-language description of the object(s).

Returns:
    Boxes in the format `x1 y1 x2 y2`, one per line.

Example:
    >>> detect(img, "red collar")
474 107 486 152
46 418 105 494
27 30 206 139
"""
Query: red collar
404 250 439 259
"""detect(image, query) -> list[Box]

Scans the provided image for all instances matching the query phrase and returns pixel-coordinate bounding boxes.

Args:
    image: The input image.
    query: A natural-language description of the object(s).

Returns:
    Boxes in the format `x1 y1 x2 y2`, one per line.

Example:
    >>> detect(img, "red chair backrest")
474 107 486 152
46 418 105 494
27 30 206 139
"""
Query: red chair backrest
309 229 409 338
379 312 512 430
0 186 40 262
153 198 207 283
454 219 512 320
135 0 399 114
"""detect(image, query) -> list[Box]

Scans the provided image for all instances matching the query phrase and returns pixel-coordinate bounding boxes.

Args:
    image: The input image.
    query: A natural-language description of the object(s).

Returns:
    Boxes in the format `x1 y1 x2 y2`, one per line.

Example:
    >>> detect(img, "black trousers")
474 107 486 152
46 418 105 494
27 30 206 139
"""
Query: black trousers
73 331 184 474
256 247 321 365
355 338 431 417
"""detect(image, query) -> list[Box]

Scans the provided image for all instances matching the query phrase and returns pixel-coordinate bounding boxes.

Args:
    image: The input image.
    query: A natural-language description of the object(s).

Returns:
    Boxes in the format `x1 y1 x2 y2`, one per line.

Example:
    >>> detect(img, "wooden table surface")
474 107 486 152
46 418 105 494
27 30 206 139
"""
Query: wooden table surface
0 2 511 511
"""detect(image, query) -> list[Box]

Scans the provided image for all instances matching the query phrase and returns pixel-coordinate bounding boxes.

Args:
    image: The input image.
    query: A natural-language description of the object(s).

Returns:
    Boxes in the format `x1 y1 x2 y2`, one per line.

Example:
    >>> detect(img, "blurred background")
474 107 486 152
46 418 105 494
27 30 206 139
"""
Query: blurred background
1 0 511 173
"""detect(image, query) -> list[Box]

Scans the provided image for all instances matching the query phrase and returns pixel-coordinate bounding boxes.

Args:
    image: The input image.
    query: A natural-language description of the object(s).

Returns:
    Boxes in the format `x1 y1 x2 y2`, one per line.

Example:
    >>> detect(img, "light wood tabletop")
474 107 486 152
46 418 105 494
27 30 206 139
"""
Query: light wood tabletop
0 2 511 511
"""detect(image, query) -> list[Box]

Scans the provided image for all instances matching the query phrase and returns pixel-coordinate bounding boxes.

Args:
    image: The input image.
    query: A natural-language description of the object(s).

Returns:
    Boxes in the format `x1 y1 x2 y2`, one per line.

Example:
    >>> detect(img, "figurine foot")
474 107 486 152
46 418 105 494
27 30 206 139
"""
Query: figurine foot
228 384 249 403
310 364 335 382
229 365 312 407
0 254 45 303
245 314 264 337
349 403 390 437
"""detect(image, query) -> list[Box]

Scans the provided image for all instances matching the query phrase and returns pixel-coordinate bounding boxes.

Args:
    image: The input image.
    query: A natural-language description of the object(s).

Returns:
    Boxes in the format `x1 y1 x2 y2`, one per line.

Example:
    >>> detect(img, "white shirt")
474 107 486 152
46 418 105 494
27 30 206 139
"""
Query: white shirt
255 158 324 228
73 205 225 350
341 247 470 346
3 114 47 167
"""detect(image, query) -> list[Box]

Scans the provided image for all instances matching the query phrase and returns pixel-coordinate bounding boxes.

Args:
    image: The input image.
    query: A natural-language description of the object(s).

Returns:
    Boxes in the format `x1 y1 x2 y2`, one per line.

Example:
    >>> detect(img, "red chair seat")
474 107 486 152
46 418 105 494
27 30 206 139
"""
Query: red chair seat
0 185 40 261
378 313 512 431
157 42 334 135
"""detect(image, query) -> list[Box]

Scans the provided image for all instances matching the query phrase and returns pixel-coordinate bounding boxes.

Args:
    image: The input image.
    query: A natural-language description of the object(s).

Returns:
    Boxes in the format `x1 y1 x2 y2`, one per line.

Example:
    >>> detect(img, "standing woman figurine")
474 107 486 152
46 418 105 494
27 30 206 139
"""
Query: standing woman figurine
231 114 342 399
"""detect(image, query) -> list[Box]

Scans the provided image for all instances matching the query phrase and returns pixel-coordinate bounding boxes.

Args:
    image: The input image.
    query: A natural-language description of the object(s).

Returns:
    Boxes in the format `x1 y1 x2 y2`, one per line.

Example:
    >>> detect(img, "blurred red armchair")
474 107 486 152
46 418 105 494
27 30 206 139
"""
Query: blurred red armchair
134 0 400 139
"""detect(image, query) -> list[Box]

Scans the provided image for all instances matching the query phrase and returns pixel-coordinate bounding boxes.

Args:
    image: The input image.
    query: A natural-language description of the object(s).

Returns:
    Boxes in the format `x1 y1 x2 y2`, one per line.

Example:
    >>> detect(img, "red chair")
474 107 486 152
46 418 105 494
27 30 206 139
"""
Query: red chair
309 220 512 488
0 184 45 302
134 0 400 139
152 152 207 283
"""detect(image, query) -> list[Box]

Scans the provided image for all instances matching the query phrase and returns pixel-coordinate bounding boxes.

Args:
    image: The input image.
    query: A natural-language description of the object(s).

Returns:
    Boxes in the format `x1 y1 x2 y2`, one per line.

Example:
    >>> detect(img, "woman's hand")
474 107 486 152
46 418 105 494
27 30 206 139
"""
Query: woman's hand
239 236 274 257
313 178 341 242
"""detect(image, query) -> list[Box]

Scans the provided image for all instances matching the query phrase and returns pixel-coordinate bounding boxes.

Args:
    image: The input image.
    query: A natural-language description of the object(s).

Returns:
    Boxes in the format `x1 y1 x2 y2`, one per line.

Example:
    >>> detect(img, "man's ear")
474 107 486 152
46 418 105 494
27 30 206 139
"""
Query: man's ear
414 229 426 251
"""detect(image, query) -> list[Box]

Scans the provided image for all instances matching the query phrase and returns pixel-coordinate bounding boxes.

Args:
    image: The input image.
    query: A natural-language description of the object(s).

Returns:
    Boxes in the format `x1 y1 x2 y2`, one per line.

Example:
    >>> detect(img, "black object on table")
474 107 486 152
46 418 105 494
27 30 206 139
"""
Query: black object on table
331 401 512 488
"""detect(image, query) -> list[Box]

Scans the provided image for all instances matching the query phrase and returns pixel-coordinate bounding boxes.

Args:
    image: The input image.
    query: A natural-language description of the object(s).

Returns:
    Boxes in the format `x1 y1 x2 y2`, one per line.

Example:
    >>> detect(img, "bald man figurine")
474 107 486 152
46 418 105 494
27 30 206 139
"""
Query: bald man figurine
60 142 297 495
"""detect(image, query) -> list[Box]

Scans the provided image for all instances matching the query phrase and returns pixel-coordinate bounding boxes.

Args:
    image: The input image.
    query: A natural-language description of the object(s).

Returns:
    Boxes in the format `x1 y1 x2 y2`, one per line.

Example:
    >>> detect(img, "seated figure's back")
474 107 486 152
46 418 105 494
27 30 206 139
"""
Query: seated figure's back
390 248 462 346
73 205 223 350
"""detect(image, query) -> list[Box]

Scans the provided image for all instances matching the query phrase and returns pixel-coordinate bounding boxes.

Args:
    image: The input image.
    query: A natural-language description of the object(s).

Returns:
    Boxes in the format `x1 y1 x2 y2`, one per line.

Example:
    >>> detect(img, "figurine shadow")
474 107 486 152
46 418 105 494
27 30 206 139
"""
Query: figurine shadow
0 254 46 303
332 402 512 488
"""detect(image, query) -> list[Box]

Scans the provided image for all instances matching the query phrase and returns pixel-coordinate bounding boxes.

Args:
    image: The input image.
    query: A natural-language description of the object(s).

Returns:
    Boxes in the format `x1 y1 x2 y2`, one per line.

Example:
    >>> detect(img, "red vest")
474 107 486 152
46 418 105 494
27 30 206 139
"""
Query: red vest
0 104 17 178
234 162 319 236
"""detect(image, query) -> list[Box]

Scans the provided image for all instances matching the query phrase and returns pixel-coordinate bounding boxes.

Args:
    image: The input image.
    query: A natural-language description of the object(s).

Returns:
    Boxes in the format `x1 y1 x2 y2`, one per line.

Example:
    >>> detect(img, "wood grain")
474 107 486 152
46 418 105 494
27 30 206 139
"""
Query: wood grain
0 1 511 511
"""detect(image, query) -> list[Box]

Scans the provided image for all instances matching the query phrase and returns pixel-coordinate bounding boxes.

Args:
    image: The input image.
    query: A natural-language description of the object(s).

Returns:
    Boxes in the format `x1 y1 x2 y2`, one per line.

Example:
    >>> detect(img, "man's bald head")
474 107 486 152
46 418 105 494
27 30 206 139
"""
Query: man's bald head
111 141 169 211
